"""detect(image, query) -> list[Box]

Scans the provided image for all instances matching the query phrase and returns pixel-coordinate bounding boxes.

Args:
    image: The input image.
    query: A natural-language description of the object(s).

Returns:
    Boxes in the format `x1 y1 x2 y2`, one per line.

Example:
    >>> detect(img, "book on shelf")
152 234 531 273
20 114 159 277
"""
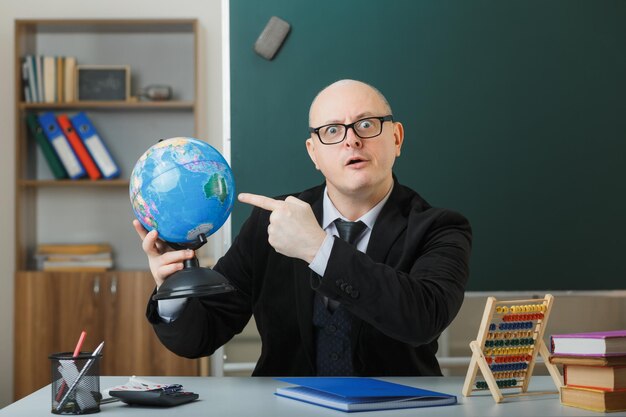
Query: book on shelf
37 112 86 179
70 112 120 179
21 57 33 103
57 114 102 180
42 264 112 272
64 57 76 102
560 385 626 413
36 55 44 104
22 55 40 103
35 243 113 271
551 330 626 356
274 377 457 412
42 56 56 103
41 259 113 272
36 250 111 261
26 113 68 179
56 56 64 103
36 243 112 255
21 55 76 103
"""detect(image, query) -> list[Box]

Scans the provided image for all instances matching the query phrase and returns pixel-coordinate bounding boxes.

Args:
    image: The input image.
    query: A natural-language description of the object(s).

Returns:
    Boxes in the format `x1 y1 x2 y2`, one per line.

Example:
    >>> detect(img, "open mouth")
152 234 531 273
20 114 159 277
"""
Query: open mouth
346 157 366 166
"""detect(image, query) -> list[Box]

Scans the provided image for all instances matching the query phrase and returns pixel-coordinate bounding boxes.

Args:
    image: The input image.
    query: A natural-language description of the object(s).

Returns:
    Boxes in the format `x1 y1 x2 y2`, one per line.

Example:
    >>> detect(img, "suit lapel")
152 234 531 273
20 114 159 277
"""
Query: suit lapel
352 183 409 362
365 183 408 263
293 187 325 372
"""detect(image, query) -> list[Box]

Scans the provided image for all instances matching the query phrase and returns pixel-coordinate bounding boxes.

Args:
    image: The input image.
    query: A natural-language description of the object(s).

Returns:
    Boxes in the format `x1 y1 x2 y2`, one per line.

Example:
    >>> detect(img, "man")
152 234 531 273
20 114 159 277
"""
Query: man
134 79 472 376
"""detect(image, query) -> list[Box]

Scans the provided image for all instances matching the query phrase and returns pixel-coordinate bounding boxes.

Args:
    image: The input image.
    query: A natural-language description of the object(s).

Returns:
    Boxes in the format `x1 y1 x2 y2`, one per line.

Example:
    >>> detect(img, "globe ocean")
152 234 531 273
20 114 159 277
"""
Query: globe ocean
130 137 235 244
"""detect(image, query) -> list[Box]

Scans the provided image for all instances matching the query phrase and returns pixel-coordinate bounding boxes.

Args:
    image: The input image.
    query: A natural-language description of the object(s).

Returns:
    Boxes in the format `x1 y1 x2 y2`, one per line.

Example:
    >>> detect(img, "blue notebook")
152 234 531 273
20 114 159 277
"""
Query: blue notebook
275 377 457 412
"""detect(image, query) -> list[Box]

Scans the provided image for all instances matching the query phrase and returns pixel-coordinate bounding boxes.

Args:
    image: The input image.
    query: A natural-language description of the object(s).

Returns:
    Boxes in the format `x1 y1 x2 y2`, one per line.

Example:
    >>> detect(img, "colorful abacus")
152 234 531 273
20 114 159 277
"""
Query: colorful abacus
462 294 563 403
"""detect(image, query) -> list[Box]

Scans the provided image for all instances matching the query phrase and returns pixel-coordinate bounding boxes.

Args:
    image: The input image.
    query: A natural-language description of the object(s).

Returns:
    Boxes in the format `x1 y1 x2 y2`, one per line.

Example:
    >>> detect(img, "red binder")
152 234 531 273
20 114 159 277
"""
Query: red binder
57 114 101 180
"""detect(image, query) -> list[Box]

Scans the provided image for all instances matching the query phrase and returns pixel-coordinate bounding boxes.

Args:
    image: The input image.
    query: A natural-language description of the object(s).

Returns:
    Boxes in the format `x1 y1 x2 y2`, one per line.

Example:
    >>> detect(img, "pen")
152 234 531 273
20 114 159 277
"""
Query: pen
56 341 104 413
55 330 87 402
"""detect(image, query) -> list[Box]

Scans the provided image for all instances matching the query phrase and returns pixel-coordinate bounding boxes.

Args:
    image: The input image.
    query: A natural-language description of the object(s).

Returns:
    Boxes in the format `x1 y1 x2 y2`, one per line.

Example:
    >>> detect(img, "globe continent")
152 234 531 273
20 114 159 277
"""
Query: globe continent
130 137 235 244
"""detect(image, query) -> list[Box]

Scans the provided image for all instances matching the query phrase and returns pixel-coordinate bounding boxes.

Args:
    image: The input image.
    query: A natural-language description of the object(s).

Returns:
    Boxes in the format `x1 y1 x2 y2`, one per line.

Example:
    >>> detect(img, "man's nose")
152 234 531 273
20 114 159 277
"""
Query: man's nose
344 127 362 148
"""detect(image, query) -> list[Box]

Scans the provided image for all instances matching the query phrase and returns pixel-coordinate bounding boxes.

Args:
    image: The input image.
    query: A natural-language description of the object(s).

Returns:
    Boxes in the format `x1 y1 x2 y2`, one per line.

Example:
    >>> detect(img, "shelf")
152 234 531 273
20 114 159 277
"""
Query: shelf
18 179 130 188
16 19 196 34
19 101 195 110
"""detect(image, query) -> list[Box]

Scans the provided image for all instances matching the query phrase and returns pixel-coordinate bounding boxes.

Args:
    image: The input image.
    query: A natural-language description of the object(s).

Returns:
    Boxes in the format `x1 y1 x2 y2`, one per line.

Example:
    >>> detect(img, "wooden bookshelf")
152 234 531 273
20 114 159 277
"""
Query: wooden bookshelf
13 18 204 400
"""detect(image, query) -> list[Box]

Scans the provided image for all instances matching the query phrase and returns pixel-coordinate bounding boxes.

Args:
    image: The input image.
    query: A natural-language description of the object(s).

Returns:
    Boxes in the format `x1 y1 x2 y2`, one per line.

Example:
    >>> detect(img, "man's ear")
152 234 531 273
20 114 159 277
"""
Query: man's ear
305 138 320 170
393 122 405 157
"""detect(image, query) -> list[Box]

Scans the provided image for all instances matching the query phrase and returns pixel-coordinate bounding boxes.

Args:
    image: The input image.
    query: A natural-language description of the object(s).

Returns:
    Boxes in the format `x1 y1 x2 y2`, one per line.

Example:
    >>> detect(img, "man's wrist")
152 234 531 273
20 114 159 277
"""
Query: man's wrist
157 298 188 323
309 234 335 276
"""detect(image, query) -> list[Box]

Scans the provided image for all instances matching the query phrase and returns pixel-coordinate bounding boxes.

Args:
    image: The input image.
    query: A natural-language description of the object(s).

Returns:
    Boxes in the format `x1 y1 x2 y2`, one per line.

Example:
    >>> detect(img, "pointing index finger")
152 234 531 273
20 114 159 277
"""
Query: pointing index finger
238 193 283 212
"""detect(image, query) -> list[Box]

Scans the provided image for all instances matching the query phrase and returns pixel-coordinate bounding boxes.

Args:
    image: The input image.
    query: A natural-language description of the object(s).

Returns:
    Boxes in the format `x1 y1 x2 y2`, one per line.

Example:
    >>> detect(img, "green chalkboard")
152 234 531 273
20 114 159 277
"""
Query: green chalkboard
230 0 626 291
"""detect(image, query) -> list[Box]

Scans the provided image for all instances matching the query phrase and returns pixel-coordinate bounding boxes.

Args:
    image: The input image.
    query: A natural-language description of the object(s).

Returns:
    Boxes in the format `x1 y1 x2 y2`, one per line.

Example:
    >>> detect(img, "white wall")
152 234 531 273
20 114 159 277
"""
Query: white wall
0 0 224 407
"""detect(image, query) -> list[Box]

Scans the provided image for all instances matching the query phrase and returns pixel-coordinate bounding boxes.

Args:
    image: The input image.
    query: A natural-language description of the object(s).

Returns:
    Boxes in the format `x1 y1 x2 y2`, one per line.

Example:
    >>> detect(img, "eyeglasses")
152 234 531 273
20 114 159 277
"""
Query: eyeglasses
309 115 394 145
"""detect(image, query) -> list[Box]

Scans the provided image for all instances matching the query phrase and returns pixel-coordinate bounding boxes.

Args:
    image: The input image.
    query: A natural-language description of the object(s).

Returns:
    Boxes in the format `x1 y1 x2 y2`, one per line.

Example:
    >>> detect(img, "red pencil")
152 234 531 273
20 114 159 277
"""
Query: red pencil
55 330 87 402
72 331 87 357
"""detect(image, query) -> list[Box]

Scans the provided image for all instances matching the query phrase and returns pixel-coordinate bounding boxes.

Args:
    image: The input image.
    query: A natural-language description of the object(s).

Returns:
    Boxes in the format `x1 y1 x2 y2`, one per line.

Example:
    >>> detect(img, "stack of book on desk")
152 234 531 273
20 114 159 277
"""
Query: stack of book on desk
35 243 113 272
550 330 626 412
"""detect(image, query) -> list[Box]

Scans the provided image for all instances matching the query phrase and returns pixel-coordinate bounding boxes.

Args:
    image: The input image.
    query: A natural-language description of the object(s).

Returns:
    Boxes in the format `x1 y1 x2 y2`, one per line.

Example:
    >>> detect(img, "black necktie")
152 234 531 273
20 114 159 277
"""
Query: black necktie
334 219 367 245
323 219 367 313
313 219 368 376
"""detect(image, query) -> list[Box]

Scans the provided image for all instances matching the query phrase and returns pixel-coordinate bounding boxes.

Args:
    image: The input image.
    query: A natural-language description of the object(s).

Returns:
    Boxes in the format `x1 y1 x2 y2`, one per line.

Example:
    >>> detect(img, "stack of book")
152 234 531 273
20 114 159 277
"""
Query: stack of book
550 330 626 413
35 243 114 272
21 55 77 103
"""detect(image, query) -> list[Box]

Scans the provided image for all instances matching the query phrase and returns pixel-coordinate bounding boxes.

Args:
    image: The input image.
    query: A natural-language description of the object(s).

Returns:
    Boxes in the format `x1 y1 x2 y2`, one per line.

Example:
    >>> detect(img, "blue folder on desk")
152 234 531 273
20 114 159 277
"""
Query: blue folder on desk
275 377 457 412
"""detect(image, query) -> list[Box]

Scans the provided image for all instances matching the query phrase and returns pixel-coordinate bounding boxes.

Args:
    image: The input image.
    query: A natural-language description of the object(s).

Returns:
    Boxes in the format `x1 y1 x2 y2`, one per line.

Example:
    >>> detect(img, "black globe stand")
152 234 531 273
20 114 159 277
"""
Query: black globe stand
152 232 235 301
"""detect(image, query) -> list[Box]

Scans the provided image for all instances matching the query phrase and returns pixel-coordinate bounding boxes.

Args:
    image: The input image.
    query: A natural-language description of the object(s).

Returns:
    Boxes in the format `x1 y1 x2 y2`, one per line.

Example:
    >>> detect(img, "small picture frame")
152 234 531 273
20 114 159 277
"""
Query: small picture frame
76 65 130 101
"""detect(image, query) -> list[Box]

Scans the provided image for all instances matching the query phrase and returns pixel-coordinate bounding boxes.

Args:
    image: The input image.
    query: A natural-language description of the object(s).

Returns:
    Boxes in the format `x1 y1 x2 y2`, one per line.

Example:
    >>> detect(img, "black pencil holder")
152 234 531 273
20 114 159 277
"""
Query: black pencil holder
49 351 102 414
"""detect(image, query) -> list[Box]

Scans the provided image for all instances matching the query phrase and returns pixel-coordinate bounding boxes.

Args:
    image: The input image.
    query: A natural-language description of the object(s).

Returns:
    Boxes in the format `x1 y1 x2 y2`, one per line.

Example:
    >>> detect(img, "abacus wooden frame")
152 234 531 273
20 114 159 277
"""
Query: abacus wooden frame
462 294 563 403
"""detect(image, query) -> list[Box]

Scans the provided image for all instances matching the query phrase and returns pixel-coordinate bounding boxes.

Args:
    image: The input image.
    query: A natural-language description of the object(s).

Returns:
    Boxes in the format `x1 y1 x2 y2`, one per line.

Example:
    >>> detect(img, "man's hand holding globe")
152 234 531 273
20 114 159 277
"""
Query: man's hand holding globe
130 137 236 299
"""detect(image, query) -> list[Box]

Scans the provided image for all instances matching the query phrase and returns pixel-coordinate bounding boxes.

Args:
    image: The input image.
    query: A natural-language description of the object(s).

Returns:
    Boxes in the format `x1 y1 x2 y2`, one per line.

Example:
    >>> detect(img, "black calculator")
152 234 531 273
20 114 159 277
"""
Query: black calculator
109 389 199 407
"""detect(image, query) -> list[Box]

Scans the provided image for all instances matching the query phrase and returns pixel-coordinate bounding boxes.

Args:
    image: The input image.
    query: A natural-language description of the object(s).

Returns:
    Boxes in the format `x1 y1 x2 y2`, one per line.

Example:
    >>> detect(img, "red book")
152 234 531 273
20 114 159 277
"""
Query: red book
57 114 101 180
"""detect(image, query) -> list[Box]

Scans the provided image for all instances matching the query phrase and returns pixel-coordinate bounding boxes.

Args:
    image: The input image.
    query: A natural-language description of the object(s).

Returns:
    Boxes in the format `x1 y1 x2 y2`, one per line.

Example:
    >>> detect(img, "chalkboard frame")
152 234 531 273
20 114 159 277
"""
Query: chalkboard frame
76 65 130 101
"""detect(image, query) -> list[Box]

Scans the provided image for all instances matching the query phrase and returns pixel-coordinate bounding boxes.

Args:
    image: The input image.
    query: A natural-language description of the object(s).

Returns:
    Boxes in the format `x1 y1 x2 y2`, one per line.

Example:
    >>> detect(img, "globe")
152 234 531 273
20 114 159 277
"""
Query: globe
129 137 235 245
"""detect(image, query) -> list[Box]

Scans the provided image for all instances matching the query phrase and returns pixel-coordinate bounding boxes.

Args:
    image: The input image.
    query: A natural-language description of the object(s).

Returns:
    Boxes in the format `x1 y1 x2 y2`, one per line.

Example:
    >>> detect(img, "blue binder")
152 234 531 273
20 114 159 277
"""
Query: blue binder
275 377 457 412
37 112 85 179
70 112 120 179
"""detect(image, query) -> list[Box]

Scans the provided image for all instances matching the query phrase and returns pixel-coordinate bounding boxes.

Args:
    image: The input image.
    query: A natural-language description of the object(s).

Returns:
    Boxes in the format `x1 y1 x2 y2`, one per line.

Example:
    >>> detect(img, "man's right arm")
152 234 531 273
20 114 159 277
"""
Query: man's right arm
137 205 265 359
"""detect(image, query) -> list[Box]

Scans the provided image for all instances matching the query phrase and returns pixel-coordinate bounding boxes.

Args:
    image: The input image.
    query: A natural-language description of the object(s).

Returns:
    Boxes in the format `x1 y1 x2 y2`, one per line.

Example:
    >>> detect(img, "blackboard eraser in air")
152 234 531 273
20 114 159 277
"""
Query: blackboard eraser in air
254 16 291 60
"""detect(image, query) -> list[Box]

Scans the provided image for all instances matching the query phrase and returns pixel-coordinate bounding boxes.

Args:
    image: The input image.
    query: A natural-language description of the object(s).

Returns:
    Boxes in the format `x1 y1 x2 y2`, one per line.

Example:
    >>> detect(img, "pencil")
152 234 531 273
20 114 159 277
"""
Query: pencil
55 330 87 402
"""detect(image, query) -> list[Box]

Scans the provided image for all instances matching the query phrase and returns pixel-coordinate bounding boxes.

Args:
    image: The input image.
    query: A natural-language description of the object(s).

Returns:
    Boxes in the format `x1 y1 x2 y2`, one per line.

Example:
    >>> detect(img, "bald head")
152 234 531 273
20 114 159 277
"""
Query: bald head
308 80 393 126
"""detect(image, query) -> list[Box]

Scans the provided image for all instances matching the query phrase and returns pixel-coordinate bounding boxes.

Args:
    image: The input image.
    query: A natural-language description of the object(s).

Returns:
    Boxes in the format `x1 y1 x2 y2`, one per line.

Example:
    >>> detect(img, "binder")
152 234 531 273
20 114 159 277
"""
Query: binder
57 114 101 180
37 112 86 179
275 377 457 412
70 112 120 179
25 113 68 179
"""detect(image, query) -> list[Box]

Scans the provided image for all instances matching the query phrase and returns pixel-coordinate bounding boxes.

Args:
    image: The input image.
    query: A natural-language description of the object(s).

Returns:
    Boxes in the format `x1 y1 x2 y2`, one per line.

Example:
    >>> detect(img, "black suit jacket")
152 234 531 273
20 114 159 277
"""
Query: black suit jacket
146 178 472 376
